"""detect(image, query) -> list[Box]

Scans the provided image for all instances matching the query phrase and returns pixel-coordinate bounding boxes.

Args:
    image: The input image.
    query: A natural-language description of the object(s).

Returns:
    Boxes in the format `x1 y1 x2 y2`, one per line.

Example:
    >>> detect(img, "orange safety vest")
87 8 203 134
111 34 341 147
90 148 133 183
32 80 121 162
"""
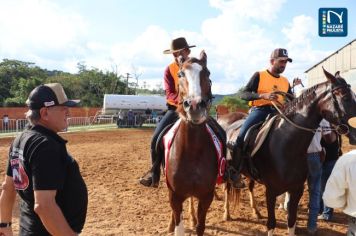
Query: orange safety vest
250 70 290 107
167 62 180 106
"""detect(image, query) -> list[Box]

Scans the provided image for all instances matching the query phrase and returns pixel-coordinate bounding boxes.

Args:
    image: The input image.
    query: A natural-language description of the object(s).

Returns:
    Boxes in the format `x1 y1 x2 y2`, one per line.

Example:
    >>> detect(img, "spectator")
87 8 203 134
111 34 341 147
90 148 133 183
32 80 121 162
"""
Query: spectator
305 119 332 235
117 109 124 127
127 109 134 127
323 149 356 236
318 128 342 221
2 114 9 130
0 83 88 236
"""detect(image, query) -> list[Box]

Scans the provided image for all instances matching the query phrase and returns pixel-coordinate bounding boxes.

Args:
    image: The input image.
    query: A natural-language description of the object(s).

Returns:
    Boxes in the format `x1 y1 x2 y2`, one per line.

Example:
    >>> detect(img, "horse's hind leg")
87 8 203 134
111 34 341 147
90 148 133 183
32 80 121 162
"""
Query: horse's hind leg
248 179 261 219
223 183 231 221
168 192 185 236
266 188 277 236
287 187 304 236
188 197 197 228
196 191 214 236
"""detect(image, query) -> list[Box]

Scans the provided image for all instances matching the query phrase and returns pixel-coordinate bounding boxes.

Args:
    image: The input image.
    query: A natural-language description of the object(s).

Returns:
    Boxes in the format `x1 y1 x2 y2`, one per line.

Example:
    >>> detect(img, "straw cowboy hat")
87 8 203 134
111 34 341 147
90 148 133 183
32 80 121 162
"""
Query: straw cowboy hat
163 37 196 54
349 117 356 128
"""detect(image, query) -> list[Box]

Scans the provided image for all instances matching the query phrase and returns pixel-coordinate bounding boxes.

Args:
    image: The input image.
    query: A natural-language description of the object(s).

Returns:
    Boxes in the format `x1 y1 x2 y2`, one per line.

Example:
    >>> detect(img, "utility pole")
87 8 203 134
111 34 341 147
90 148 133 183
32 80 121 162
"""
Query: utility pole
125 73 131 95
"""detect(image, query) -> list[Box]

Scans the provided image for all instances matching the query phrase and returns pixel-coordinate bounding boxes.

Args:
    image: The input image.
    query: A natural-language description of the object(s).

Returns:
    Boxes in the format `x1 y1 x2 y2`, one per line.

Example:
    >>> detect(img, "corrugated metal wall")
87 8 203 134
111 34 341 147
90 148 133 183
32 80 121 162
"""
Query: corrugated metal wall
306 40 356 91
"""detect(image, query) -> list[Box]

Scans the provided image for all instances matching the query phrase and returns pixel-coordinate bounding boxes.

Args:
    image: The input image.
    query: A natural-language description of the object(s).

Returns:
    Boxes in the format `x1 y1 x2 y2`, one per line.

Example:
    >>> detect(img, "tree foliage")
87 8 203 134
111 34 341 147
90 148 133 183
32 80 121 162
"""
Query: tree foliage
0 59 133 107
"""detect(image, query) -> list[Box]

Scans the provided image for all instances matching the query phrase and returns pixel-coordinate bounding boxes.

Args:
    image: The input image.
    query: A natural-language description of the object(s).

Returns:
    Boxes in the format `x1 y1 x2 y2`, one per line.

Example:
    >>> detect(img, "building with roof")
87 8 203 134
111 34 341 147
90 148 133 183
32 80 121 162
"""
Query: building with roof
305 39 356 91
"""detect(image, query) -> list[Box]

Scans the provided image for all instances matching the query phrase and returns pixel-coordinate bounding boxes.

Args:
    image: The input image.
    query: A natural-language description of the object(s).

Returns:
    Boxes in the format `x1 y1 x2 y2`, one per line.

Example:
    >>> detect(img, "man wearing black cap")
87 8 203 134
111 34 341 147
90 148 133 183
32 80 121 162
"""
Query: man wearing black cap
227 48 297 187
139 37 227 188
0 83 87 236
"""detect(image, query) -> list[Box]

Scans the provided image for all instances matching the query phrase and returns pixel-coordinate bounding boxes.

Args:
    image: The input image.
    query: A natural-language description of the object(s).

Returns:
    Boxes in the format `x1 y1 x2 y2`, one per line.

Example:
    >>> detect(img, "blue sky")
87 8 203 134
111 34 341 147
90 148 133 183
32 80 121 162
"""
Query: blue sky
0 0 355 94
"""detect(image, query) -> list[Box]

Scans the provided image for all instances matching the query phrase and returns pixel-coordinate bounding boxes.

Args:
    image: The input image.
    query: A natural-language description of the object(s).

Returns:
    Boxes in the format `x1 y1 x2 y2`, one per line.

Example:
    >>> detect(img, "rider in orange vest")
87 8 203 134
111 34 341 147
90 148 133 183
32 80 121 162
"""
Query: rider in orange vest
228 48 300 187
139 37 227 188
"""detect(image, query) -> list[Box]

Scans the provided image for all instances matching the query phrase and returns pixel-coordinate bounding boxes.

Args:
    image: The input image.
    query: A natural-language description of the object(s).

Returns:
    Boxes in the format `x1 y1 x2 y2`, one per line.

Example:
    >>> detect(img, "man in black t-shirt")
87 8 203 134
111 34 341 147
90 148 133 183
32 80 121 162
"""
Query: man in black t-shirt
0 83 88 236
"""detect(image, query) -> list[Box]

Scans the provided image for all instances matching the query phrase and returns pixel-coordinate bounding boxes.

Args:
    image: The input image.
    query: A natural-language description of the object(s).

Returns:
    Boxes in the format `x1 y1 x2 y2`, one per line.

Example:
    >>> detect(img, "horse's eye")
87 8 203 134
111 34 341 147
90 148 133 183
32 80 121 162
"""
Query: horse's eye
183 100 190 108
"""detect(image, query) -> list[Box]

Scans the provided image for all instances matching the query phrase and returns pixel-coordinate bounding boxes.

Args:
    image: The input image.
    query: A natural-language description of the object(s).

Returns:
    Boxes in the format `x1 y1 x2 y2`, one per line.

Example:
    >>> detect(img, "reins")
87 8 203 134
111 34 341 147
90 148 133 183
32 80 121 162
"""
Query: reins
270 83 351 135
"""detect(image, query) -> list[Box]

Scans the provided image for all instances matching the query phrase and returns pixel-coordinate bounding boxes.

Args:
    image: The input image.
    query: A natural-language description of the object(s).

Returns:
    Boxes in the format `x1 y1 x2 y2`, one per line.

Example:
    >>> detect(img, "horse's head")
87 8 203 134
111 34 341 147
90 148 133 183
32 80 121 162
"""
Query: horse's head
177 50 212 124
321 67 356 144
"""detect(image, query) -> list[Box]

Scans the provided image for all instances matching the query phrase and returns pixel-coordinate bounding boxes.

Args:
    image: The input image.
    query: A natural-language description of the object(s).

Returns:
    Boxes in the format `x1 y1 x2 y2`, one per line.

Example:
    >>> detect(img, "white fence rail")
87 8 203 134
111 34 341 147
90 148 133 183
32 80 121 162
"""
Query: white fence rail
0 115 161 134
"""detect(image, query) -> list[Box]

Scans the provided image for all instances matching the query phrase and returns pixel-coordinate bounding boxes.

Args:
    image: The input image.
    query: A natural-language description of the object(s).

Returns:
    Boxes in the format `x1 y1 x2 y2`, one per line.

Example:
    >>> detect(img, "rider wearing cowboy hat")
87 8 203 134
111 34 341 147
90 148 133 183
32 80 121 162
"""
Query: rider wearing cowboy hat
139 37 228 188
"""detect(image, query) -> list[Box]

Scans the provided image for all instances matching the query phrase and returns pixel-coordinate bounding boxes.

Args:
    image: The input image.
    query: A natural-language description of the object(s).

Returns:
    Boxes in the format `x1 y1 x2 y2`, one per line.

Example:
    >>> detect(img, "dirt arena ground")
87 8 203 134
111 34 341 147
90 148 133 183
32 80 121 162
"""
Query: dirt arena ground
0 128 353 235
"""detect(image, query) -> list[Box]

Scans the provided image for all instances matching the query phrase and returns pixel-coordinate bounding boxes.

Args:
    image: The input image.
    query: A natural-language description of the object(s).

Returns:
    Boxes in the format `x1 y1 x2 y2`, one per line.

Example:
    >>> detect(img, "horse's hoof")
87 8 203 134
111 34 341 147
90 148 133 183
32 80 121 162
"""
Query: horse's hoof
167 225 174 233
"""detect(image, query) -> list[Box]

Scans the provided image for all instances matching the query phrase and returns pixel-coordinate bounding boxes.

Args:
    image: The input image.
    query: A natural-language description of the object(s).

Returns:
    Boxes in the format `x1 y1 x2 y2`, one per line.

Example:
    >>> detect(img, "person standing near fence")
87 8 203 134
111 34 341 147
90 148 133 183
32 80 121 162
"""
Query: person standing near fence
318 128 342 221
2 114 9 131
0 83 88 236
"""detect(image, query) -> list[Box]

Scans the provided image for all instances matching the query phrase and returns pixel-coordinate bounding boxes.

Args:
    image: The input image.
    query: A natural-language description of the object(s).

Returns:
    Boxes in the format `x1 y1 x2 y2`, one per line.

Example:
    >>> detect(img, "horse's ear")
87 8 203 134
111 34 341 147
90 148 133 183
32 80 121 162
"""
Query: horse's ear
200 50 207 67
335 71 341 78
322 66 337 83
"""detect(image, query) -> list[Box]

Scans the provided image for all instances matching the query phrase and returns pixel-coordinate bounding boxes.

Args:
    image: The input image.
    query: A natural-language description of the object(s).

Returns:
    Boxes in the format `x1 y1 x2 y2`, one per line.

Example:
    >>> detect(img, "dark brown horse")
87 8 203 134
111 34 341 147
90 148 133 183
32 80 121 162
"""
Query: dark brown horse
166 51 218 236
220 68 356 236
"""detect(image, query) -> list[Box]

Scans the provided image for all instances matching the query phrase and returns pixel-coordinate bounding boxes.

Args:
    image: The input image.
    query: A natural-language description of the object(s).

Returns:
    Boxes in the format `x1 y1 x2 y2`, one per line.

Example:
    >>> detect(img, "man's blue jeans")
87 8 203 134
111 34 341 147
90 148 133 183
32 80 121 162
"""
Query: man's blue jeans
235 106 276 147
307 152 323 231
319 160 337 220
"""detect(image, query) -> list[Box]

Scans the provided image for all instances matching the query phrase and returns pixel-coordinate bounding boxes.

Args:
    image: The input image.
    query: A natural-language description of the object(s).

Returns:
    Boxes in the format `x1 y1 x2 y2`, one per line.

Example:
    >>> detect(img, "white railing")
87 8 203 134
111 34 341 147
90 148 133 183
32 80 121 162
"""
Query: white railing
0 115 161 134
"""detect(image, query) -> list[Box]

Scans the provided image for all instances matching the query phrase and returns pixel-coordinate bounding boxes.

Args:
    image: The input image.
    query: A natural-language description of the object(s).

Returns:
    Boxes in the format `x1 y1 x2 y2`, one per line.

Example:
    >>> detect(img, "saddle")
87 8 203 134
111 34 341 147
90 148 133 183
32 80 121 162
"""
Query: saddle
242 115 279 180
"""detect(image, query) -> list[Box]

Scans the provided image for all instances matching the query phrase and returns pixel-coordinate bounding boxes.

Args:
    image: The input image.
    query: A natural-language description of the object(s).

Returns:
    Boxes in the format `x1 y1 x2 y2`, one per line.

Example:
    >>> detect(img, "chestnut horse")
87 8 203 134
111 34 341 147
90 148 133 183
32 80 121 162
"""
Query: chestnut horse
220 68 356 236
166 51 218 236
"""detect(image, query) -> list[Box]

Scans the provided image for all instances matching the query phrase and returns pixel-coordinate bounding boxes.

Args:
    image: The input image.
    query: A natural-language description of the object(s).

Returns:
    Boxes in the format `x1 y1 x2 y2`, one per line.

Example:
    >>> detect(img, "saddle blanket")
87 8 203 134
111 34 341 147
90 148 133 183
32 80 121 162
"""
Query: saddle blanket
163 119 226 185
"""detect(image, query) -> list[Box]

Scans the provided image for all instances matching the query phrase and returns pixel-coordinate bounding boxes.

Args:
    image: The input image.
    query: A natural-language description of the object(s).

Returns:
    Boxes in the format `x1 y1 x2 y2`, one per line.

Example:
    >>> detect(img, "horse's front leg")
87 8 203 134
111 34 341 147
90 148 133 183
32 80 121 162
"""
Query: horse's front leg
248 179 261 219
168 191 185 236
196 191 214 236
189 197 197 228
287 187 304 236
266 188 277 236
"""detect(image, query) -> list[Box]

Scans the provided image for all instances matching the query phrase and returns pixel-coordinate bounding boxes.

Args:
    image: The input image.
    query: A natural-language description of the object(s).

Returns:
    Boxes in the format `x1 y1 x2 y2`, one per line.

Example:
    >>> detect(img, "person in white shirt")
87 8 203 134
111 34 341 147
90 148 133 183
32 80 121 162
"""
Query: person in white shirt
323 149 356 236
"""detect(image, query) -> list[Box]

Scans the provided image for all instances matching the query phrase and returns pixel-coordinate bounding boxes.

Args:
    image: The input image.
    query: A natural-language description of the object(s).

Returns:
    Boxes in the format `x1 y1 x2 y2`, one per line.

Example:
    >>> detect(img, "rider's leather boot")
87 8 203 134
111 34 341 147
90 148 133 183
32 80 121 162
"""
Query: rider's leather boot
226 145 245 189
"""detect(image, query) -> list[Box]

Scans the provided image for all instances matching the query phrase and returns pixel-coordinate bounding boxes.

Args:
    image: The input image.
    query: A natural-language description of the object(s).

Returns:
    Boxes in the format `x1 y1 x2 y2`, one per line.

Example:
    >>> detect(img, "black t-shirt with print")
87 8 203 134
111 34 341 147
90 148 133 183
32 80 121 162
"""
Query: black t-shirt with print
6 125 88 235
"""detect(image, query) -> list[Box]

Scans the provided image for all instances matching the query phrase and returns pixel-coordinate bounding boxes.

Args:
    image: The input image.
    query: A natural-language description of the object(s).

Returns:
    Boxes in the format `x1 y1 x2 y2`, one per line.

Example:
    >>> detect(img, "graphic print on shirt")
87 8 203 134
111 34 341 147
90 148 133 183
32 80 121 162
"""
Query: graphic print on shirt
10 147 29 190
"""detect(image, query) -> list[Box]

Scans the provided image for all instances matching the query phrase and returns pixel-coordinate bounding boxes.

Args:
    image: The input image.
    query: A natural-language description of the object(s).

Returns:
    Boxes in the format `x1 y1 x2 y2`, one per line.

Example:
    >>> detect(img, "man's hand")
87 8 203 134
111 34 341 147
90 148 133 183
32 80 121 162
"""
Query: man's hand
259 93 278 101
293 77 304 87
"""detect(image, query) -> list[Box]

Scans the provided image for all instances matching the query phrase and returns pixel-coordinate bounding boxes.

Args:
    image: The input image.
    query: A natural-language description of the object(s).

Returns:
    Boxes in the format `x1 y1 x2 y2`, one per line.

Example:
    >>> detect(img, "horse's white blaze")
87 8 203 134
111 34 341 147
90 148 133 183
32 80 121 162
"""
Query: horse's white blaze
185 63 202 101
174 213 184 236
288 223 296 236
267 229 274 236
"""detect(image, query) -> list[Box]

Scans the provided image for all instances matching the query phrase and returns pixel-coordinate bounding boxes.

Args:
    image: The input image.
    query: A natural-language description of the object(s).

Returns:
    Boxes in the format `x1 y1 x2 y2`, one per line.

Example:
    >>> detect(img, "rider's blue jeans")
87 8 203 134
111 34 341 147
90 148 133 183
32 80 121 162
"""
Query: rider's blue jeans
235 105 276 147
150 109 178 164
307 152 323 231
319 160 337 220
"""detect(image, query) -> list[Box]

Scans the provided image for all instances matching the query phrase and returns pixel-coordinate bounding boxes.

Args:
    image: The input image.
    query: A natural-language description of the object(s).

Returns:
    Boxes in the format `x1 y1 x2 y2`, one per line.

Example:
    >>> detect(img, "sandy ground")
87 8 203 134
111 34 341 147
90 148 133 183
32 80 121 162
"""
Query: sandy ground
0 128 353 236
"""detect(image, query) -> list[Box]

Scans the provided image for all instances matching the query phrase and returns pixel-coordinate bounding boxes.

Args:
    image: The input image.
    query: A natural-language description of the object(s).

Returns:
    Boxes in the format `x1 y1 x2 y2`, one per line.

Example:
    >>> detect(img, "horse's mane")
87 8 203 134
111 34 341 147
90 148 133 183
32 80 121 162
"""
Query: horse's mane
282 81 329 116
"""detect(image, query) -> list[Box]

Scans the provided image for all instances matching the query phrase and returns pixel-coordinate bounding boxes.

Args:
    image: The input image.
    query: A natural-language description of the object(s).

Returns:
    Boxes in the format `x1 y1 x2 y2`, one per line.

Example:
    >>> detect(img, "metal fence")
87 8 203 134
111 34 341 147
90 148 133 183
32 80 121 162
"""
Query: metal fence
0 115 161 134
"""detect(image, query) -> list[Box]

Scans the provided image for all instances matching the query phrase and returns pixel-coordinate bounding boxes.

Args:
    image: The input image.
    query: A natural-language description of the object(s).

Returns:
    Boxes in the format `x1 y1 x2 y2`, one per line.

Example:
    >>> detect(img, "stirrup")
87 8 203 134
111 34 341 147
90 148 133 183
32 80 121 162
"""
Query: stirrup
139 171 158 188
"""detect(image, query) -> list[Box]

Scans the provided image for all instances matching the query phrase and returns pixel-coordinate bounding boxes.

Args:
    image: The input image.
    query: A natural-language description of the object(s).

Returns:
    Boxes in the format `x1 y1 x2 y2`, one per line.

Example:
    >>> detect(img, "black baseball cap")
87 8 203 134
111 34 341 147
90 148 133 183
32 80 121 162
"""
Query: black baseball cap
26 83 80 110
271 48 292 62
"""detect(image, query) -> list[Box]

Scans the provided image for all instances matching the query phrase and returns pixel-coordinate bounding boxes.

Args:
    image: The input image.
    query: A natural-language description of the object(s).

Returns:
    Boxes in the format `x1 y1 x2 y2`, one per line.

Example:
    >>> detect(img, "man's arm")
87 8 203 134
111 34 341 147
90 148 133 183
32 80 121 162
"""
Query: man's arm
239 72 260 101
164 66 178 105
34 190 77 236
0 175 16 236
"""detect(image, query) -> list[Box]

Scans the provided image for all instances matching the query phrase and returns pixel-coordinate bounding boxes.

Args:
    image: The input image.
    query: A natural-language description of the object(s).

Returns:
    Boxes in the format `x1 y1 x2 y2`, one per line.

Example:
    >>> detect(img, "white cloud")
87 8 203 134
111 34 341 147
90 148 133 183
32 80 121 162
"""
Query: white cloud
0 0 87 68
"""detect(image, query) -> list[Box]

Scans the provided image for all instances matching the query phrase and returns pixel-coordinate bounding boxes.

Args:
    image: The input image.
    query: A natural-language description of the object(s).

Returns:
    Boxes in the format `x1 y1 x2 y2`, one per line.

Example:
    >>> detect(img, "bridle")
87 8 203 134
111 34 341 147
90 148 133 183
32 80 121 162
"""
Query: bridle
271 83 351 135
177 58 213 115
